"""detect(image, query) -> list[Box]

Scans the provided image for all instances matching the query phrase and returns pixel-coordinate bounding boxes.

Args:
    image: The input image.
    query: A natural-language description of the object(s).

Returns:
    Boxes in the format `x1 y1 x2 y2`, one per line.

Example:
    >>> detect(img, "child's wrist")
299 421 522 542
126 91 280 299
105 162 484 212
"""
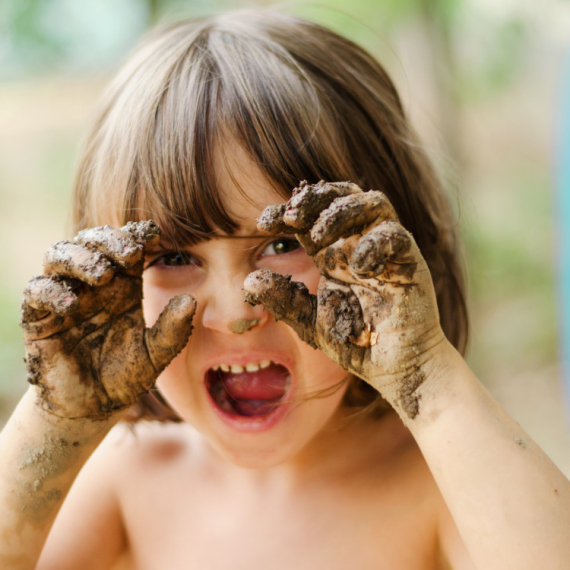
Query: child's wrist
23 386 121 438
368 338 464 425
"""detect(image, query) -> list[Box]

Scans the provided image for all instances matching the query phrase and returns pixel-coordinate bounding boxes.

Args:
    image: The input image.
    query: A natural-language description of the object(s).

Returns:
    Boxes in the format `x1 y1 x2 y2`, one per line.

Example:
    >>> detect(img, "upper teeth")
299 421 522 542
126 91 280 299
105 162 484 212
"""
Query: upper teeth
212 360 272 373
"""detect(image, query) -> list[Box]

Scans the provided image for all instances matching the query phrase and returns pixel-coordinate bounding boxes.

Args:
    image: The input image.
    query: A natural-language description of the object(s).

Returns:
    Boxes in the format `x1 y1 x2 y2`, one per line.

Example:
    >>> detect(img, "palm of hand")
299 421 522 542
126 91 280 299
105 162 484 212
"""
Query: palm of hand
244 181 445 419
21 222 196 420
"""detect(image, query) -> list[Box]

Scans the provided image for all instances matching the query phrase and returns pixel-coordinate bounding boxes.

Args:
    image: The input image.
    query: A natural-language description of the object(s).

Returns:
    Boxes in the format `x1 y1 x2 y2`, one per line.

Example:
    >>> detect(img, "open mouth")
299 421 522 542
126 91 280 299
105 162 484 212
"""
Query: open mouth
205 360 291 418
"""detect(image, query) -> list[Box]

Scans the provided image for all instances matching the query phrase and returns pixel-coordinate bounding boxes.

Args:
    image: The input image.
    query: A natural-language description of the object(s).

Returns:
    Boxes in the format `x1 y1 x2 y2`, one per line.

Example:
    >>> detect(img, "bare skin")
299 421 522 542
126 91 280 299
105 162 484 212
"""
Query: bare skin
1 174 569 569
244 180 444 420
36 415 459 570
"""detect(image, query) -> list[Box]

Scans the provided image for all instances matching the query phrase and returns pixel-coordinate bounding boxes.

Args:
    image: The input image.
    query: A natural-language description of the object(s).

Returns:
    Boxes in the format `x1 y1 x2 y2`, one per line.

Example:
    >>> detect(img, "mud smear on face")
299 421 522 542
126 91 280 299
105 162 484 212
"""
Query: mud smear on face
206 363 291 417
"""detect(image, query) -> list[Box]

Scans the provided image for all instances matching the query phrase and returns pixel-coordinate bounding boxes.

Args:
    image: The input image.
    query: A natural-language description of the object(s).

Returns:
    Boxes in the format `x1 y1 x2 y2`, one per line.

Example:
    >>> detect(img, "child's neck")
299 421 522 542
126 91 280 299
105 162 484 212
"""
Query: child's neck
202 408 414 494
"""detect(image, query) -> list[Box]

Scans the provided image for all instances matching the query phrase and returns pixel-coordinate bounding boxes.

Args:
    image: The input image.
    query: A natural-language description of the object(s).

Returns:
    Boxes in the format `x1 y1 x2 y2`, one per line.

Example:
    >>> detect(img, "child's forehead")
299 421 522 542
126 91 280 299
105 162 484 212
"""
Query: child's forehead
213 142 287 218
215 137 283 189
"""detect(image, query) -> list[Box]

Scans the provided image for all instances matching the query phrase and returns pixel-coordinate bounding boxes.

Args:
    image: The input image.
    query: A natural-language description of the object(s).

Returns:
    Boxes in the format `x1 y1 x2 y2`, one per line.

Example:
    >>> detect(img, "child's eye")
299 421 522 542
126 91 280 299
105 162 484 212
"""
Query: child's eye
145 250 200 269
261 236 301 256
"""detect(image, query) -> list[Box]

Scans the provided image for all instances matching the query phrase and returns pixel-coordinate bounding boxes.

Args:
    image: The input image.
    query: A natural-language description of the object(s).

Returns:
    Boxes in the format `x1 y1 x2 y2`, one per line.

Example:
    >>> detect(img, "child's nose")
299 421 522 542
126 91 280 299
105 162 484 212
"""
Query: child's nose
200 273 268 335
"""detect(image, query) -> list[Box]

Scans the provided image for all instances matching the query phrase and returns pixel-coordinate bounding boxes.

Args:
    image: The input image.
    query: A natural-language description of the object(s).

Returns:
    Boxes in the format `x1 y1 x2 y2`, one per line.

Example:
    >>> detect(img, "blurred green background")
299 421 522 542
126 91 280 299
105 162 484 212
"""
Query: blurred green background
1 0 569 472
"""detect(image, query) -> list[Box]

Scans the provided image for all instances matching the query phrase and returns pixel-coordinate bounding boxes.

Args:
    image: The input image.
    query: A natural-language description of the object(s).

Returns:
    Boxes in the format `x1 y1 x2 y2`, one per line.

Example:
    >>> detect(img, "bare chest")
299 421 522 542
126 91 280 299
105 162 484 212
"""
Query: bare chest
120 476 440 570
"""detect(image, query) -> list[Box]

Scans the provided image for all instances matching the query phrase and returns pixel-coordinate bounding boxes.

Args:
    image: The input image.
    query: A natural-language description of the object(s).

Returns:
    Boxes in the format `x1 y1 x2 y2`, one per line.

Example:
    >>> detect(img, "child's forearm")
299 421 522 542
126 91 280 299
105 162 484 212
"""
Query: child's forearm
401 342 570 570
0 387 117 570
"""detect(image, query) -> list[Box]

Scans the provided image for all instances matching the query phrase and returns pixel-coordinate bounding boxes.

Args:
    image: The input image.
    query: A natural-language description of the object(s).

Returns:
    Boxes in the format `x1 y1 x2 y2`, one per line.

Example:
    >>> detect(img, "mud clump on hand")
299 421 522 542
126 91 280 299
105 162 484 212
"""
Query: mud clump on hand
318 288 365 344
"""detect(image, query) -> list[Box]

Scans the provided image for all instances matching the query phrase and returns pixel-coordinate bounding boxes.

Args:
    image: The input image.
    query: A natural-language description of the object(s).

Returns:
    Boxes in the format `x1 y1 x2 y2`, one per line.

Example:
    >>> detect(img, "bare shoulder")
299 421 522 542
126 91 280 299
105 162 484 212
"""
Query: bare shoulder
39 421 195 570
105 420 196 471
87 420 202 500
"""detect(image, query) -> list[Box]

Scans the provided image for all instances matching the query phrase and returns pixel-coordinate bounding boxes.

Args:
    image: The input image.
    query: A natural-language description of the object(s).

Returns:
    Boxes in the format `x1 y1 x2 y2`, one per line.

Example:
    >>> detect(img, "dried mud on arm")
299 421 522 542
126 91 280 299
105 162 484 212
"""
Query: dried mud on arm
1 221 196 569
0 392 115 570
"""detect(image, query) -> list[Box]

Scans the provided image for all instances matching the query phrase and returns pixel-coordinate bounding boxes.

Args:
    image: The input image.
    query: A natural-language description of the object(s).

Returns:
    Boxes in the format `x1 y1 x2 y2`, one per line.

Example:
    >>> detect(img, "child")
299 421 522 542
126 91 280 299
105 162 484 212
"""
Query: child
1 9 569 569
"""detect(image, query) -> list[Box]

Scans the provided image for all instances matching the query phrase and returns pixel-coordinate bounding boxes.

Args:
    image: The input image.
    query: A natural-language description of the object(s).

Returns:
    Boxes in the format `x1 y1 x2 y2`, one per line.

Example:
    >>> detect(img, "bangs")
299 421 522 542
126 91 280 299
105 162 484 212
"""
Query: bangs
74 14 354 246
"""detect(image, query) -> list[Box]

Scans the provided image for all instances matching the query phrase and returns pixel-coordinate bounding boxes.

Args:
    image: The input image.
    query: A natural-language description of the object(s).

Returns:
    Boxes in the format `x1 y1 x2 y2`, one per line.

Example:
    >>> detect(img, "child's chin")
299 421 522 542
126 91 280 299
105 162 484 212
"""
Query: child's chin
211 437 304 469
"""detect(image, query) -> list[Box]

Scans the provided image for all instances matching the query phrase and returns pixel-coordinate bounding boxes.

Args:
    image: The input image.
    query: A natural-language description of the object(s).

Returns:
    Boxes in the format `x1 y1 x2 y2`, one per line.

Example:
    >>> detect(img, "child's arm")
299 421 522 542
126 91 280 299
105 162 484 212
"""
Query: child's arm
409 343 570 570
244 181 570 570
0 390 118 569
0 222 195 570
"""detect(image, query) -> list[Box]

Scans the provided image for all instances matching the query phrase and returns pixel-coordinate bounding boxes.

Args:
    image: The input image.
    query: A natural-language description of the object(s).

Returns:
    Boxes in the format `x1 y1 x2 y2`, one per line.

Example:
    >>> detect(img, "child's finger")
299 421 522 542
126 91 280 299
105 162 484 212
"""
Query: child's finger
256 203 322 255
283 180 362 232
310 191 398 249
43 241 115 286
121 220 161 248
244 269 318 349
22 274 142 341
74 226 143 269
144 294 197 373
20 301 49 324
350 221 419 281
22 275 79 315
257 203 290 234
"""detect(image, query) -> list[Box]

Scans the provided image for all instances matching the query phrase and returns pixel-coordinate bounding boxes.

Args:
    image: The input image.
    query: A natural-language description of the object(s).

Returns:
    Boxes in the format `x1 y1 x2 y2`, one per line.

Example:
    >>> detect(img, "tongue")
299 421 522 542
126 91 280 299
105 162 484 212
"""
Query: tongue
232 399 279 417
222 364 289 400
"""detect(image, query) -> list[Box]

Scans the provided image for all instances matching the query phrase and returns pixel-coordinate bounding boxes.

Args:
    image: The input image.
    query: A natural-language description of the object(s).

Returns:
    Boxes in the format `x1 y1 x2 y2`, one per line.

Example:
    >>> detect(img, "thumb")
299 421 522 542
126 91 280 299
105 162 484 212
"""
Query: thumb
145 294 197 372
244 269 318 349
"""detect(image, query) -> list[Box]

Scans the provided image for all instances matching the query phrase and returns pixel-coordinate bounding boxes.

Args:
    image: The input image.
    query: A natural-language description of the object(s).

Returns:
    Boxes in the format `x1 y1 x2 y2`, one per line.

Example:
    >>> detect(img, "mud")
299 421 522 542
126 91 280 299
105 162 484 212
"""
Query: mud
318 288 365 345
323 246 349 272
43 241 114 286
144 295 196 375
310 191 397 248
350 222 415 279
22 275 79 316
16 432 82 521
283 180 362 231
121 220 161 247
397 368 425 419
19 434 76 477
515 437 528 449
229 318 260 334
75 225 143 268
257 203 289 234
20 301 48 324
244 269 317 348
23 350 42 385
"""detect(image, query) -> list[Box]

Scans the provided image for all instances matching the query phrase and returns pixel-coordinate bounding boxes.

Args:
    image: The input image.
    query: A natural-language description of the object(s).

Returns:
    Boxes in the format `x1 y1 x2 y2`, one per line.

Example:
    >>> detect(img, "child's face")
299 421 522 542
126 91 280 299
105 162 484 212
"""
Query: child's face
141 146 350 468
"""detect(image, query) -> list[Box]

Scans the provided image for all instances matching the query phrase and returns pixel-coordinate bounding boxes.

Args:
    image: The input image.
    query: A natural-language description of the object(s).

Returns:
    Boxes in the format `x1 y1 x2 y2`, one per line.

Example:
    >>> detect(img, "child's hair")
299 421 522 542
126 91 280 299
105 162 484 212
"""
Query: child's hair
71 9 468 421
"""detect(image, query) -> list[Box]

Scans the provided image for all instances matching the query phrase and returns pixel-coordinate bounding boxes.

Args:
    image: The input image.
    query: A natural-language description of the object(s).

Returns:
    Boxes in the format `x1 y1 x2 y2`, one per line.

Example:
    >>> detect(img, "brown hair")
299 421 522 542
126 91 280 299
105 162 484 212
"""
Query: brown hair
72 9 468 421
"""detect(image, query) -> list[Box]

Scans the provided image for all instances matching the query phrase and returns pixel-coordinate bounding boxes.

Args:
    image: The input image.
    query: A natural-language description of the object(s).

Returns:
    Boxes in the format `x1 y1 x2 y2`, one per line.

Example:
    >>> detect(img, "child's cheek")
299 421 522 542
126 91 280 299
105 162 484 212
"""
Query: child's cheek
259 250 321 296
141 283 175 328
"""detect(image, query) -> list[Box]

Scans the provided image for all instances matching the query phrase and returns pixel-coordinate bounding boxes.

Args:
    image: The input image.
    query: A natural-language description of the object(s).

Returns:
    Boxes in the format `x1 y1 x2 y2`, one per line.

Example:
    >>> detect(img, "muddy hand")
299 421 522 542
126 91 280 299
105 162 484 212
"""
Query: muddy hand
20 221 196 421
244 181 446 420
